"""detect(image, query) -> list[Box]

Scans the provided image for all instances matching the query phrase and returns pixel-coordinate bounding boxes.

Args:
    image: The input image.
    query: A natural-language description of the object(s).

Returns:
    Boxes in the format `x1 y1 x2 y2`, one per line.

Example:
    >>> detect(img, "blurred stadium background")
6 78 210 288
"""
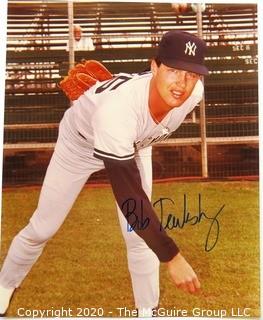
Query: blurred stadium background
3 1 258 186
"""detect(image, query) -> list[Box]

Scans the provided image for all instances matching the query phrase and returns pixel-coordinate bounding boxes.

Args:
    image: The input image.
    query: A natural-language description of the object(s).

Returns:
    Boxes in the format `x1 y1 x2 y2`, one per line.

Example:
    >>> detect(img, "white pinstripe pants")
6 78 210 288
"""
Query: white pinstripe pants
0 110 160 310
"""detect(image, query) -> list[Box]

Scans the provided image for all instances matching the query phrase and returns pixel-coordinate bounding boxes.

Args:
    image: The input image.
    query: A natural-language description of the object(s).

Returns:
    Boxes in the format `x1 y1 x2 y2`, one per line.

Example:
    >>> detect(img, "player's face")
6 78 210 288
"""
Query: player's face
151 60 200 108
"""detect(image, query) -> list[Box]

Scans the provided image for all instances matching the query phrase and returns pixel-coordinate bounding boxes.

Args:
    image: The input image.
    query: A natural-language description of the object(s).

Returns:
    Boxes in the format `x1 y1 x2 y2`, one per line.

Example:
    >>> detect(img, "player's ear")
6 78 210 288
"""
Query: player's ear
151 59 158 76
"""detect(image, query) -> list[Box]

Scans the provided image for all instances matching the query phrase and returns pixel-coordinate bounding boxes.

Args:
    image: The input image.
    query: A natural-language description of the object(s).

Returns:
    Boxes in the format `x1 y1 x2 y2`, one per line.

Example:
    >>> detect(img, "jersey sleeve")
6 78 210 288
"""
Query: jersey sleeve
92 96 138 161
103 156 180 262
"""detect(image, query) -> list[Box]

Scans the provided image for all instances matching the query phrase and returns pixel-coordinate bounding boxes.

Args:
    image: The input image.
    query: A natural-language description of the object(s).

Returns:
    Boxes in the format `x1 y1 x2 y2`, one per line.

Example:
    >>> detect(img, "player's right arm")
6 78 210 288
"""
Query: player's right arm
91 87 200 293
100 155 200 294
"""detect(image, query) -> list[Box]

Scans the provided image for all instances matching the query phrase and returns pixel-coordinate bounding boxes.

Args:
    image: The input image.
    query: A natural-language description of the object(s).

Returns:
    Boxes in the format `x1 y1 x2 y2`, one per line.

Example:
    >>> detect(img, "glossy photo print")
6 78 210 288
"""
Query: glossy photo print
0 1 260 318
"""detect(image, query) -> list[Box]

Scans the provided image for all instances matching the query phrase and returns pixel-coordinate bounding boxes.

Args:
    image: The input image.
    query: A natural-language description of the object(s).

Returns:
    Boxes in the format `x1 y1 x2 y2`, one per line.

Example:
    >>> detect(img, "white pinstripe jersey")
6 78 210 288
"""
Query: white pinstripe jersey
71 71 204 161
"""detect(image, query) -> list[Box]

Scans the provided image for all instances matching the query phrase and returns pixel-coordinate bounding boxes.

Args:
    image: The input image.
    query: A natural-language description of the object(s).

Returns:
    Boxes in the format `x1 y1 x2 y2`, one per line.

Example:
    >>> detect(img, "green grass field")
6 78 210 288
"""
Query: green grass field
0 181 260 318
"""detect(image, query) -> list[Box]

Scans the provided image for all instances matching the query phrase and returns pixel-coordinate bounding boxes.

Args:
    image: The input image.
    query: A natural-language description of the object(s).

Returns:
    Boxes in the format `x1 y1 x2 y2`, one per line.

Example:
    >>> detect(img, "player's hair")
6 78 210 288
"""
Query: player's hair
154 57 162 67
142 57 162 72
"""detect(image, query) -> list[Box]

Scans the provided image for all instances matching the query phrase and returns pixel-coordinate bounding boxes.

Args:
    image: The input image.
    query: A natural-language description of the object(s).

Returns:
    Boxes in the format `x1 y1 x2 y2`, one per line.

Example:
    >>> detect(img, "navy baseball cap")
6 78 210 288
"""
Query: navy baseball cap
157 30 208 75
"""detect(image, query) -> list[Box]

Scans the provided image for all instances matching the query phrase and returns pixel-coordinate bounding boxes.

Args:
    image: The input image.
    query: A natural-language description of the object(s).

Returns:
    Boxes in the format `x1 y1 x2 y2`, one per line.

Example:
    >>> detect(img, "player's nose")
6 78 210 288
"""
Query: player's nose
174 70 187 89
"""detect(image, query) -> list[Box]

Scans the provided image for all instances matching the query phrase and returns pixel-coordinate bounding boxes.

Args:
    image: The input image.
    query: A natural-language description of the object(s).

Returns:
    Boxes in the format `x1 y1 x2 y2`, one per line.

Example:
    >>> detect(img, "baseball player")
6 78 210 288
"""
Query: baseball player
0 30 208 317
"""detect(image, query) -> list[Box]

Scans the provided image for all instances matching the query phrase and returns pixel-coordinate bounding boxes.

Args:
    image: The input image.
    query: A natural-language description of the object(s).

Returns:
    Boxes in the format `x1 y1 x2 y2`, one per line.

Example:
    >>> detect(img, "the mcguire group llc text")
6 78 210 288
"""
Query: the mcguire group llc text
16 306 252 318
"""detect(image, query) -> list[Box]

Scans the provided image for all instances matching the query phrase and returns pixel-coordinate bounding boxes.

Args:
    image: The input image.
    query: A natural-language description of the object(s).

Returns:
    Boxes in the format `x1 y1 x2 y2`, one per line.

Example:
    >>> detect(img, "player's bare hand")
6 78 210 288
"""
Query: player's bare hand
167 252 200 294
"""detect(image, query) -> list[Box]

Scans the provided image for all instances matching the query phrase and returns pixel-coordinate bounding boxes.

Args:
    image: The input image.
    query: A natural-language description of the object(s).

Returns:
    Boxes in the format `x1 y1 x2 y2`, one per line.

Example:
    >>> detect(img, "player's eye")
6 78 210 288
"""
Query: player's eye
187 72 199 79
167 68 178 73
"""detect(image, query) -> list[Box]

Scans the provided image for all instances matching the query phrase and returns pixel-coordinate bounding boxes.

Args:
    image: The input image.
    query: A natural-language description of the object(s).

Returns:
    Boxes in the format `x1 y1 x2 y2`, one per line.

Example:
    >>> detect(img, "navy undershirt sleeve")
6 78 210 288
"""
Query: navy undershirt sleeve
102 156 180 262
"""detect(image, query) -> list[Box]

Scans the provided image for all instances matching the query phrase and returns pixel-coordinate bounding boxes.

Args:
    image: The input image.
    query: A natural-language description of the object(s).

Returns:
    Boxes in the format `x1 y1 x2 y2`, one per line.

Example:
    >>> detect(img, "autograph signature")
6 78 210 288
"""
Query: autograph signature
123 194 225 252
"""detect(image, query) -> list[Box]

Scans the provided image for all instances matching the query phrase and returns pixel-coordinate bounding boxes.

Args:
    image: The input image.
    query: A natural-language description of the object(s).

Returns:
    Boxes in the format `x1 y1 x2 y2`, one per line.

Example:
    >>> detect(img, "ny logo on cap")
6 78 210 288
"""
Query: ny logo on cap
184 41 197 56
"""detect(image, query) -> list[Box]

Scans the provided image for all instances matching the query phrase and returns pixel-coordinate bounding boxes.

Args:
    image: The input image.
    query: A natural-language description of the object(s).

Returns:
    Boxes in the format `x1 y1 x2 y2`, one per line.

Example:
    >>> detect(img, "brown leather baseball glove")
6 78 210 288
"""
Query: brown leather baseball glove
59 60 113 101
